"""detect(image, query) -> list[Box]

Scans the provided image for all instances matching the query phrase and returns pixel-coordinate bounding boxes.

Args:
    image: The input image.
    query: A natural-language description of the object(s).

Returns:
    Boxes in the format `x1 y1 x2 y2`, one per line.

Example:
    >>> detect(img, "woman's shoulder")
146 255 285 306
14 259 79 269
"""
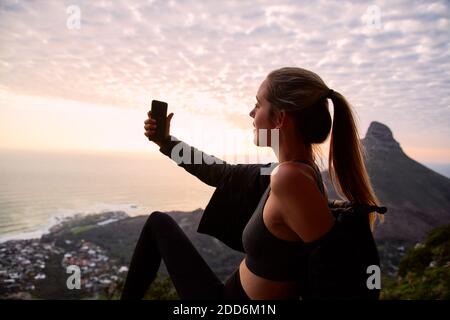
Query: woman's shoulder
270 161 318 186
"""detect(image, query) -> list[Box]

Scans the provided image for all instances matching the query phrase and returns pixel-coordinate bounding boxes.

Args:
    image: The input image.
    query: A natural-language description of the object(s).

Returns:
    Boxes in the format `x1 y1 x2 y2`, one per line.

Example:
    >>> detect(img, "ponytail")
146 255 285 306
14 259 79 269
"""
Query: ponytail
328 90 384 231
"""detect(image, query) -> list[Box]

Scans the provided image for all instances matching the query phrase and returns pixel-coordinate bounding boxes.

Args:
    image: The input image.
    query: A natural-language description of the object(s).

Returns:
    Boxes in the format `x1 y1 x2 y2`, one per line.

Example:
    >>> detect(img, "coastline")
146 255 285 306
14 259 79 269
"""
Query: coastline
0 211 133 299
0 203 147 244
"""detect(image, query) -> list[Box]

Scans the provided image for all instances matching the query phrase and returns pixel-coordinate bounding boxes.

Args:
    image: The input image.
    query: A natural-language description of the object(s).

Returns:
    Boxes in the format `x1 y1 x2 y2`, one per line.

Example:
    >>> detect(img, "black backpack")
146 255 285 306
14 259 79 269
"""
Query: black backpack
299 200 388 300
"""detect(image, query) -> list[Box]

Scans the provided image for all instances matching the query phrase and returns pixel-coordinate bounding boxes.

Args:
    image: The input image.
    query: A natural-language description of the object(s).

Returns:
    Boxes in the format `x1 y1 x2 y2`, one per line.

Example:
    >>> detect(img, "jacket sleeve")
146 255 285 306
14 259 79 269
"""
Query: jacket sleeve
159 134 256 188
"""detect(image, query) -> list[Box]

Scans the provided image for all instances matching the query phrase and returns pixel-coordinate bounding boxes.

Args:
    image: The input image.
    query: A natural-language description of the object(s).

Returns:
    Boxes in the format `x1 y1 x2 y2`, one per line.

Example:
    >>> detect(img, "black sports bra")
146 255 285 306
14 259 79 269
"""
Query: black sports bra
242 160 326 282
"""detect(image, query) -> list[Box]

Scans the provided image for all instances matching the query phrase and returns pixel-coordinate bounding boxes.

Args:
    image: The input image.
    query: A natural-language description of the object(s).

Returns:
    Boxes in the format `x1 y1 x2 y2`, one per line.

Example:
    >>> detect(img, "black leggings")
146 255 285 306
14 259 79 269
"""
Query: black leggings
120 211 251 300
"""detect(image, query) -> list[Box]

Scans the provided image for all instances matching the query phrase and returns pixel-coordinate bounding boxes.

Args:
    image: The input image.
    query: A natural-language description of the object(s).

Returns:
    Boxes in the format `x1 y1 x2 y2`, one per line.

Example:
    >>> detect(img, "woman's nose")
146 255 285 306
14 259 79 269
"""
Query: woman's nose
249 108 255 118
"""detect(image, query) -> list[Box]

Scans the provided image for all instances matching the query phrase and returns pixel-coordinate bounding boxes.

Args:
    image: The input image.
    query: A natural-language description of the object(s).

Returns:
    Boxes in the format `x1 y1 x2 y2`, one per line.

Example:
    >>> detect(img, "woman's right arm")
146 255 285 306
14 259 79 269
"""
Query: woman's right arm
145 110 246 188
157 134 239 187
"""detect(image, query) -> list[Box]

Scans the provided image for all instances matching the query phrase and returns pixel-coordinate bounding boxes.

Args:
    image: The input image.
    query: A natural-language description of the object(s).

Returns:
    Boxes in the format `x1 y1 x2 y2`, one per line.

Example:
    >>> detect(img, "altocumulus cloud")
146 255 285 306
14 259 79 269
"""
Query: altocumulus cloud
0 0 449 149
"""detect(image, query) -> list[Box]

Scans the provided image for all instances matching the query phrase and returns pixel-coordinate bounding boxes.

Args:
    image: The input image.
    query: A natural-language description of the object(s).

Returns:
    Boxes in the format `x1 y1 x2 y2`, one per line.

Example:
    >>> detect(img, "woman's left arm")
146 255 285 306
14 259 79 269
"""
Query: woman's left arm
271 164 335 243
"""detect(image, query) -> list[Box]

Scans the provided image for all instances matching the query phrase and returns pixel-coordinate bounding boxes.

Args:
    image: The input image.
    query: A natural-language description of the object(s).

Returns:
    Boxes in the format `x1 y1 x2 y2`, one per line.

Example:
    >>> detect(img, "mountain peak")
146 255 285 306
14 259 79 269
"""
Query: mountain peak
362 121 402 153
366 121 394 139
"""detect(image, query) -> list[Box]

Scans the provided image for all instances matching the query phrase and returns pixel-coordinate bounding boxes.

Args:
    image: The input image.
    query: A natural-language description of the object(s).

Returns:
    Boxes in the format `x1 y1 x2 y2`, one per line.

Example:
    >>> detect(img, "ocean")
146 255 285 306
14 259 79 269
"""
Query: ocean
0 148 216 242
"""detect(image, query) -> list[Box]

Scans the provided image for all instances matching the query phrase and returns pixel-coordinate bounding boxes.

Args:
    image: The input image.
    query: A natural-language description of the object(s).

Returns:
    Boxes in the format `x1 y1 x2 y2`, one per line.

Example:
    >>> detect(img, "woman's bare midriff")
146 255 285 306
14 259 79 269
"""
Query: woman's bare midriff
239 259 300 300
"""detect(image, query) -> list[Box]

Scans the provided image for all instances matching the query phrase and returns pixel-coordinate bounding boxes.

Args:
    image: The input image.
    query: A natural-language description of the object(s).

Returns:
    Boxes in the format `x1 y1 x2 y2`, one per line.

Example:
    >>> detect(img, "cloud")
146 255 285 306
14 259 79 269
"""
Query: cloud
0 0 449 151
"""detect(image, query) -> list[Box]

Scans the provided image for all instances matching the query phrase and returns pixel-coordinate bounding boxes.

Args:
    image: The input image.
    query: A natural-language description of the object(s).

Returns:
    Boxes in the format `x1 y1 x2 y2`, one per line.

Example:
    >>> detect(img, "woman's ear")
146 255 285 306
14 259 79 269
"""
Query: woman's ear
273 110 286 129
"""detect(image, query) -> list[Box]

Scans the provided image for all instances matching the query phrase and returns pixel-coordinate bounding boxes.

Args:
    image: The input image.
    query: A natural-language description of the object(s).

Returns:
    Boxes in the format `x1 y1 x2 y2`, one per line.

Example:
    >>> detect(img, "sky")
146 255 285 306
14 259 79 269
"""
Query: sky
0 0 449 166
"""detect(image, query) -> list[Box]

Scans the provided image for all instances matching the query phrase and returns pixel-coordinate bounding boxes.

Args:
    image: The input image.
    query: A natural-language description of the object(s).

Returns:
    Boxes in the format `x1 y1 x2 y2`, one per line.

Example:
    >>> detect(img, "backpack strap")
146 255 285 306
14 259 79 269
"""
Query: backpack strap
328 200 387 219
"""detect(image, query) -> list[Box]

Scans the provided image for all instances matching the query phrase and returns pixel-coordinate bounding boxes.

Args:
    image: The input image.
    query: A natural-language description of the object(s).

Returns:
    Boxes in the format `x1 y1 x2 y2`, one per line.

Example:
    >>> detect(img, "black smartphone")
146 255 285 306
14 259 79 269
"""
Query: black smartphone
150 100 168 143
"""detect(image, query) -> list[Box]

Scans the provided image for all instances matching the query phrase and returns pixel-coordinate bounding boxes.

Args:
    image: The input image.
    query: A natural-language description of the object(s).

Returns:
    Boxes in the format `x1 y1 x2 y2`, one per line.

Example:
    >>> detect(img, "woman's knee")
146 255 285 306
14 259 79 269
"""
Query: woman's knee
143 211 175 231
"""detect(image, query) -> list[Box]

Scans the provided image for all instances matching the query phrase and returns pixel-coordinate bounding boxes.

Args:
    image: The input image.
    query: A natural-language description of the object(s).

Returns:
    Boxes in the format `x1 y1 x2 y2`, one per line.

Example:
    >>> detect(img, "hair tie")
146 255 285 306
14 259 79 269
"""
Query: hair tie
328 89 334 98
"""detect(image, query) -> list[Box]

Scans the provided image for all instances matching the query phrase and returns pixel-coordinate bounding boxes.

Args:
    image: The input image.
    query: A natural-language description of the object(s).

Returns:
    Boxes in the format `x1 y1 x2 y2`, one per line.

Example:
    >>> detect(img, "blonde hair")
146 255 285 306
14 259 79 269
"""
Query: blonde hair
266 67 384 231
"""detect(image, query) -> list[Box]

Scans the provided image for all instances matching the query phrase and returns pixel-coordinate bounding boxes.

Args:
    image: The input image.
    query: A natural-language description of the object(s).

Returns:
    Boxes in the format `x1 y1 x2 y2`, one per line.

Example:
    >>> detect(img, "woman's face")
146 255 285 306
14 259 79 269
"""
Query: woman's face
249 78 277 146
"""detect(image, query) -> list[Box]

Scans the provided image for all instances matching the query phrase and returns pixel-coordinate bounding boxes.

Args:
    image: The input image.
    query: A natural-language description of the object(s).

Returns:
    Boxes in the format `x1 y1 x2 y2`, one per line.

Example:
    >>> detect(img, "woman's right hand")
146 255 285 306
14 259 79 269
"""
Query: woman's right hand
144 110 174 147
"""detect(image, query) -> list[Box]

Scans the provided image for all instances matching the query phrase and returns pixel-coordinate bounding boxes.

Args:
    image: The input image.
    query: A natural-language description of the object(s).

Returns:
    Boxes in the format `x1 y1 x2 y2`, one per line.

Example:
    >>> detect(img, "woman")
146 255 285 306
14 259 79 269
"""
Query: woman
120 67 384 300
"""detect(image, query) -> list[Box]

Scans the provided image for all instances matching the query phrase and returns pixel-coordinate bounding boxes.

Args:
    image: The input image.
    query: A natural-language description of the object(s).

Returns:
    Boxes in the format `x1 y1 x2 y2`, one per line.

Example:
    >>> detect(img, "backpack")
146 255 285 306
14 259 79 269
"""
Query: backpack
299 200 388 300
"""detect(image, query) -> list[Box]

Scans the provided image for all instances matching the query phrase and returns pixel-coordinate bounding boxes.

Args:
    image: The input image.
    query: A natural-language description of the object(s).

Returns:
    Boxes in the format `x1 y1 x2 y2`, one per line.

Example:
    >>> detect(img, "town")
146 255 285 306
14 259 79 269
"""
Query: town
0 212 131 299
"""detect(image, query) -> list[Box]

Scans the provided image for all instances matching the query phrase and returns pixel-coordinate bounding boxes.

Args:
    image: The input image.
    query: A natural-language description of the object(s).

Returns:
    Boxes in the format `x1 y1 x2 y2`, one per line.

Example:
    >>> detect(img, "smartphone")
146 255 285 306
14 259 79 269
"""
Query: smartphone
150 100 168 143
